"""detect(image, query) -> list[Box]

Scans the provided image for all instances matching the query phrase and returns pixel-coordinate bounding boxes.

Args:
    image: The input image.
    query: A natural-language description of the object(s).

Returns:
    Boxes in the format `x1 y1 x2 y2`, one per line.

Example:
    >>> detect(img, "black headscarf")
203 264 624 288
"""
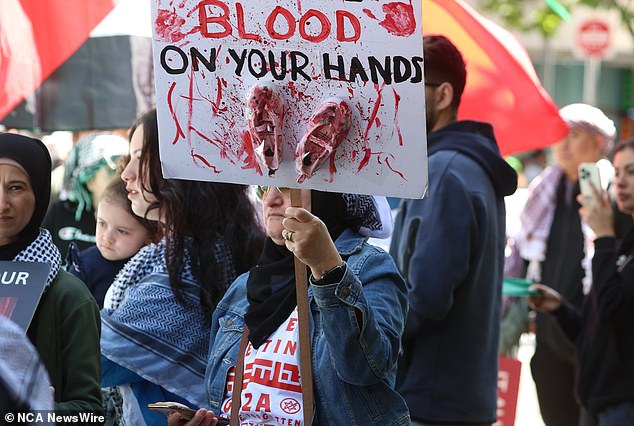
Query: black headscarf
244 190 359 348
0 133 52 260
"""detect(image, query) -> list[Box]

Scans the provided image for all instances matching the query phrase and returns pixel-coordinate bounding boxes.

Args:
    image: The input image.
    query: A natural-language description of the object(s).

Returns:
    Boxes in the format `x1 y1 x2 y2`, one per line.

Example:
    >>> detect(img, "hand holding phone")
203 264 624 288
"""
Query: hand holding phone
148 402 197 421
527 283 562 313
148 402 230 425
578 162 601 202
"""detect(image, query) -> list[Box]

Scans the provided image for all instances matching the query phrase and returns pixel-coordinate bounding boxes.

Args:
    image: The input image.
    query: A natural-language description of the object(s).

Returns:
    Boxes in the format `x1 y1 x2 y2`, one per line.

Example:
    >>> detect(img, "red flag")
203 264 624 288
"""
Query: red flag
422 0 568 155
0 0 117 121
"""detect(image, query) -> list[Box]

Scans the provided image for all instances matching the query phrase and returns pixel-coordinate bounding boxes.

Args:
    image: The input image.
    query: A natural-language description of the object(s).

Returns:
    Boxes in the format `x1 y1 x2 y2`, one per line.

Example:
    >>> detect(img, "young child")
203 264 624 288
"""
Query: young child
67 177 159 308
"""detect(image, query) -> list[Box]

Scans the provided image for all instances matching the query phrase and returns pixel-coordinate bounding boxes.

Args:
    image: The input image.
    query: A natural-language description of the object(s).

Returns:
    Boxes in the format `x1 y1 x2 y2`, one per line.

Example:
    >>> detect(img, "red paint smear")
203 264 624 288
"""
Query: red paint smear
167 82 185 145
211 76 227 116
297 0 302 14
357 84 385 173
288 82 314 102
379 1 416 37
190 126 236 164
328 153 337 183
362 8 378 20
386 156 406 180
193 153 222 173
155 8 188 43
239 131 263 175
186 3 199 17
357 149 372 173
363 84 384 143
392 87 403 146
375 117 381 127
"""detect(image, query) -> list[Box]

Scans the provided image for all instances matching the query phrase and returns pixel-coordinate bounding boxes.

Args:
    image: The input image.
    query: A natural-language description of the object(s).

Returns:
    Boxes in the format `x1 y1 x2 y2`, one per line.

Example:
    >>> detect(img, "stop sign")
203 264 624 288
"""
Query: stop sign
577 19 610 57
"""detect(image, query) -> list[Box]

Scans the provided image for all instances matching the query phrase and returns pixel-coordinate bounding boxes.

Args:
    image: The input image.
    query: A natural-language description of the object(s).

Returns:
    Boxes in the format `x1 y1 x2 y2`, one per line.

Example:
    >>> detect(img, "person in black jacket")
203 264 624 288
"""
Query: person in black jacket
390 35 517 425
529 138 634 426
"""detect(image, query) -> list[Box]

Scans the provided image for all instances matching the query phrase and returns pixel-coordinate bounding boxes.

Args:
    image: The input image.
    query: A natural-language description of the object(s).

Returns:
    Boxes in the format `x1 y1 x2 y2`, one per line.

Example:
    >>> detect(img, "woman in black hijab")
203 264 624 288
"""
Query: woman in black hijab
0 133 102 416
168 188 410 426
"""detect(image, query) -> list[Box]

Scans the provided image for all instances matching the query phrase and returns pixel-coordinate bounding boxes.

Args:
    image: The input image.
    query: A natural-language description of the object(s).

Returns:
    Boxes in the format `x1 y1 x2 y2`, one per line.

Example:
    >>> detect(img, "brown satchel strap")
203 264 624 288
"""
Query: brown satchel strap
230 326 250 426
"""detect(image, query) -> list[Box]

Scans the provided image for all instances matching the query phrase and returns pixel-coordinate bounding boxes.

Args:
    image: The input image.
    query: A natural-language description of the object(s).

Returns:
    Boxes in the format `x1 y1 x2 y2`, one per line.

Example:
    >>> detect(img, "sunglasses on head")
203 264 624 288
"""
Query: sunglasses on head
255 186 291 199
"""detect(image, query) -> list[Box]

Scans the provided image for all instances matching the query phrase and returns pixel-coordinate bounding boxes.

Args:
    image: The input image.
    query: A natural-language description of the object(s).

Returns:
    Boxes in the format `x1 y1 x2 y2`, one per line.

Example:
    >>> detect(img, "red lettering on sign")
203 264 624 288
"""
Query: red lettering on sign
236 3 260 41
197 2 362 43
298 9 331 43
199 0 231 38
336 10 361 42
266 6 296 40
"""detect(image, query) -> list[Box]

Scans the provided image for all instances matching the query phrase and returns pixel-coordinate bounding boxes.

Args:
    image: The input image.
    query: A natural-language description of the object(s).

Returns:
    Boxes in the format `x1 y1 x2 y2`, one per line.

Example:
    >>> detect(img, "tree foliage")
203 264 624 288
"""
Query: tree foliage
478 0 634 39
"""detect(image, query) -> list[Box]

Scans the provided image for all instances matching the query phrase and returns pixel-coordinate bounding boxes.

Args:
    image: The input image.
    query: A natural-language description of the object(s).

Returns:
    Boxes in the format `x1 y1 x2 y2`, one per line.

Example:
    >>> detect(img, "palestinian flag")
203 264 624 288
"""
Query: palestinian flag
422 0 568 155
1 0 154 131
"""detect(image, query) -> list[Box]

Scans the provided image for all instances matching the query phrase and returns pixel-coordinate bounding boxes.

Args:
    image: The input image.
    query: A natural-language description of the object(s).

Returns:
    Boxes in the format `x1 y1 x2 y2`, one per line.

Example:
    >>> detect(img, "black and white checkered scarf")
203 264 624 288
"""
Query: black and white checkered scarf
13 229 61 288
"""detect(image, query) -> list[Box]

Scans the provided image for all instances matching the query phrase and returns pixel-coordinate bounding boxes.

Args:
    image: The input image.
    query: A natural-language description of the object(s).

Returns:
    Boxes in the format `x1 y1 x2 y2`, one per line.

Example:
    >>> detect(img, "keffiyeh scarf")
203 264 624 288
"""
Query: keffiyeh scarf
343 194 393 238
512 166 595 294
101 237 235 424
13 229 61 288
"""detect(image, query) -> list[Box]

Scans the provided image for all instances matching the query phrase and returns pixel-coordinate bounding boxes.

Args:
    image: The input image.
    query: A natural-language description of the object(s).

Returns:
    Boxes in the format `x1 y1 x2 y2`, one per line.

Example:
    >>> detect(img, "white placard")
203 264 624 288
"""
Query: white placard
151 0 427 198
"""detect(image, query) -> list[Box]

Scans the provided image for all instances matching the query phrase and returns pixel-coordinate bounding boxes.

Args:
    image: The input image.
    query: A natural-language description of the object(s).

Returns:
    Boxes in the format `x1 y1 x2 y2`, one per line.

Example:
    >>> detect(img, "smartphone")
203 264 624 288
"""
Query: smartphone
578 162 602 201
147 402 230 425
148 402 196 420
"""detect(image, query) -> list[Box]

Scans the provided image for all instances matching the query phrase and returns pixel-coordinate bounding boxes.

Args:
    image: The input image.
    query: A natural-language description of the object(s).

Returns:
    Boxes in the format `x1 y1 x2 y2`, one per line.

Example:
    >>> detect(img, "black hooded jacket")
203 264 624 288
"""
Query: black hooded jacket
391 120 517 423
553 229 634 414
427 120 517 197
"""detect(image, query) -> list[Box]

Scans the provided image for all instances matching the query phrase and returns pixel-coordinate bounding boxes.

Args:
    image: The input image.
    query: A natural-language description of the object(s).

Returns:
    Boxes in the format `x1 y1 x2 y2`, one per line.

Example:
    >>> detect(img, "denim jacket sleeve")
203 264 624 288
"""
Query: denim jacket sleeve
310 244 407 386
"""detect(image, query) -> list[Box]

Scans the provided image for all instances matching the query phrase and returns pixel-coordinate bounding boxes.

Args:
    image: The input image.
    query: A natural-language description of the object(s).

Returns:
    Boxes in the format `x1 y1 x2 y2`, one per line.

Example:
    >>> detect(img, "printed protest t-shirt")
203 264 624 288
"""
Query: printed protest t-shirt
221 308 303 425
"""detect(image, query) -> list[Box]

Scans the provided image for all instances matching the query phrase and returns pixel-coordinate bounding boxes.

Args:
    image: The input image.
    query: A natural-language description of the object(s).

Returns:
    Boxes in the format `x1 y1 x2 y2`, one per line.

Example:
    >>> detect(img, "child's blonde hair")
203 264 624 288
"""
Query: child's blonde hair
100 177 161 243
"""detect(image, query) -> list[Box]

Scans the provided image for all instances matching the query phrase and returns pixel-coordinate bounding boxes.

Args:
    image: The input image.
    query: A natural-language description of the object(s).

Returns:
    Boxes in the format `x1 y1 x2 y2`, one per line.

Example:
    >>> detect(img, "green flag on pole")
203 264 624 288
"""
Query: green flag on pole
545 0 572 21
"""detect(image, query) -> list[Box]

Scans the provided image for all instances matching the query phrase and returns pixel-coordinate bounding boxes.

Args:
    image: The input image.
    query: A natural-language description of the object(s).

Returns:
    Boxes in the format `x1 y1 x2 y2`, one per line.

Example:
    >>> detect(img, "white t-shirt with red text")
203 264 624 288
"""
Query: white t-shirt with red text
221 307 304 426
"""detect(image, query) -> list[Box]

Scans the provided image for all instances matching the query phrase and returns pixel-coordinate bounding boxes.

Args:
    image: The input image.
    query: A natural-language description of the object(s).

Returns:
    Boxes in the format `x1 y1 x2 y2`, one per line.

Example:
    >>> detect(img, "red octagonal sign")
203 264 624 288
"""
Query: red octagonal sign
577 19 610 57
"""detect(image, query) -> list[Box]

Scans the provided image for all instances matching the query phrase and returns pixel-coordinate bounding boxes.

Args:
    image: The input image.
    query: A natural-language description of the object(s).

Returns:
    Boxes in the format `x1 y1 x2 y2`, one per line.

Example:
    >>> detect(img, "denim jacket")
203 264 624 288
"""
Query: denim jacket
204 229 410 425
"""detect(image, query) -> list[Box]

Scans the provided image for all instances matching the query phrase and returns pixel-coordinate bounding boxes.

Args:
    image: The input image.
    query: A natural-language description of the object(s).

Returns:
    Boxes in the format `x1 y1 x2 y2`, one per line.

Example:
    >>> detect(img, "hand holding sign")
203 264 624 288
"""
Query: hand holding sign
281 206 343 280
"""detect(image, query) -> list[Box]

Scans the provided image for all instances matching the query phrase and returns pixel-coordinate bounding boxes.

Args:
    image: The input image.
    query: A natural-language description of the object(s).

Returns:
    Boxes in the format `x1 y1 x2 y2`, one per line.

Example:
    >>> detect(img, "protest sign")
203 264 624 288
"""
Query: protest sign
495 356 522 426
151 0 427 198
0 261 51 331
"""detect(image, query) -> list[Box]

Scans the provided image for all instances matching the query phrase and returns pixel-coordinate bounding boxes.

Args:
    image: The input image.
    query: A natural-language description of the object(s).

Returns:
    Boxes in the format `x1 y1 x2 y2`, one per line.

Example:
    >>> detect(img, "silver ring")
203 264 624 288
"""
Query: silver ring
284 230 294 242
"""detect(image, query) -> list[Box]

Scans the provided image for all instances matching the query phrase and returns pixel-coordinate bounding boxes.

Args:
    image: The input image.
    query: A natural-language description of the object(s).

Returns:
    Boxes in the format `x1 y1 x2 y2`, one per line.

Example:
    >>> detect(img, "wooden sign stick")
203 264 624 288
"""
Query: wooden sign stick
290 188 314 424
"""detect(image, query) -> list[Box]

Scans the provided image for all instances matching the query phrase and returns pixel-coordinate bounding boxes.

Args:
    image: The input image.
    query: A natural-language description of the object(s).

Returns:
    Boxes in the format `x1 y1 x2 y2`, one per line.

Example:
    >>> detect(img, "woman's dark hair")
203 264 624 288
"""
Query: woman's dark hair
129 109 265 315
613 137 634 157
100 177 161 243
